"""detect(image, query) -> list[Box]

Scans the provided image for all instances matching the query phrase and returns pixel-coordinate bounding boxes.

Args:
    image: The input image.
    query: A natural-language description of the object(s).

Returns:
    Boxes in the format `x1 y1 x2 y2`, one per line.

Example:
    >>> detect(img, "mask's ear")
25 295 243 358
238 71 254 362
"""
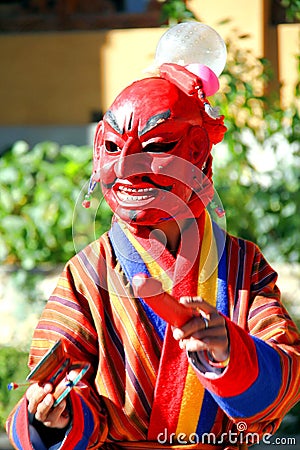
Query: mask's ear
187 126 210 168
92 120 104 181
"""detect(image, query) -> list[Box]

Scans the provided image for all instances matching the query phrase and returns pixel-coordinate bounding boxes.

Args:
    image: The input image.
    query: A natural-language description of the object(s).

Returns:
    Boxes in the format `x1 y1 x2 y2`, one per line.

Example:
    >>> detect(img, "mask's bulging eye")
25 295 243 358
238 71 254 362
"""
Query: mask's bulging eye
143 141 178 153
105 141 121 153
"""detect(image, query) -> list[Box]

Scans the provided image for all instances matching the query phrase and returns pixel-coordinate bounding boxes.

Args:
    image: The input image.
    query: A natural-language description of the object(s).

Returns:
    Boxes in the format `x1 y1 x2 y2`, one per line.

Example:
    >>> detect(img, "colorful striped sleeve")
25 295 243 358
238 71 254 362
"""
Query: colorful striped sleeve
192 243 300 435
6 240 109 449
6 388 106 450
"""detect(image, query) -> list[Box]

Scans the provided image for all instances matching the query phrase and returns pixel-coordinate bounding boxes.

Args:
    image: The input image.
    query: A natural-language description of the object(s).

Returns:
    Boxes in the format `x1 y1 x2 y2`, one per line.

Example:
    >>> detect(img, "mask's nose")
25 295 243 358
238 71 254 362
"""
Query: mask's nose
114 138 151 179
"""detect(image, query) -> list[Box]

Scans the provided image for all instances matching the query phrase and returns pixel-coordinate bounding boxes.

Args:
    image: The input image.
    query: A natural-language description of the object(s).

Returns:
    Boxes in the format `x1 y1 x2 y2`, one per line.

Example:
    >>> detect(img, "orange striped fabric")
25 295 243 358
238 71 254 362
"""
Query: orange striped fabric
6 218 300 449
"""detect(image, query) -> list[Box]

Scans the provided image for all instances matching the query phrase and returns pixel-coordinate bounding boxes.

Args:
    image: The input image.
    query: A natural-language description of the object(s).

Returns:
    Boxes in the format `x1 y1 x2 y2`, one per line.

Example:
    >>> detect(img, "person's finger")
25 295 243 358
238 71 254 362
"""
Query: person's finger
179 296 217 315
172 311 224 339
43 383 53 393
43 399 70 429
26 383 53 414
27 384 44 414
178 336 207 352
179 334 228 353
174 322 227 347
34 393 54 422
67 369 81 382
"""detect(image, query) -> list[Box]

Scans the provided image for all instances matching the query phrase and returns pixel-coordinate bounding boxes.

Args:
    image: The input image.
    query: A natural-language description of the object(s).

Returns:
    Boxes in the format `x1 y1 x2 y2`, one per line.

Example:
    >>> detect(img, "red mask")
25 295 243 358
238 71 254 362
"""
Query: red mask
93 74 225 226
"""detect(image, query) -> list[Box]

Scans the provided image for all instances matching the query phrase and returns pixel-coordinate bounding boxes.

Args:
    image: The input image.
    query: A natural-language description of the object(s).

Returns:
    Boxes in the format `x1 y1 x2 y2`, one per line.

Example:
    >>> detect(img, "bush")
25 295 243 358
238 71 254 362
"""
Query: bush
0 140 113 301
213 30 300 263
0 140 112 269
0 346 29 430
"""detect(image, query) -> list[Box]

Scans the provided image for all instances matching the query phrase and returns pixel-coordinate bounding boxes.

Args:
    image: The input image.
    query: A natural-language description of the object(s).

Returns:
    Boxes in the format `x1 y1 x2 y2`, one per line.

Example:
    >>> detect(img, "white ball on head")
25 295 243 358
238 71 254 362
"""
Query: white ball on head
155 22 227 77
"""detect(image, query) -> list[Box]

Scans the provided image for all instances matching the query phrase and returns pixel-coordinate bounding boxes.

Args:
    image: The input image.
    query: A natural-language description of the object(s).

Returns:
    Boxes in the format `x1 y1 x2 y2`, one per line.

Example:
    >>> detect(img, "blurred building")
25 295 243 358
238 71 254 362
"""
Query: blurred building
0 0 299 150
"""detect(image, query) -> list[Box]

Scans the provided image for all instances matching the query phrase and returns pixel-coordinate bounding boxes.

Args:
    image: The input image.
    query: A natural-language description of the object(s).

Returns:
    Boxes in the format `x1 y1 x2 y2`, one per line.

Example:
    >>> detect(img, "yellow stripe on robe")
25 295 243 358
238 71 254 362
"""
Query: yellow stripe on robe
198 212 218 306
176 212 218 436
55 277 73 290
31 339 53 349
175 364 206 437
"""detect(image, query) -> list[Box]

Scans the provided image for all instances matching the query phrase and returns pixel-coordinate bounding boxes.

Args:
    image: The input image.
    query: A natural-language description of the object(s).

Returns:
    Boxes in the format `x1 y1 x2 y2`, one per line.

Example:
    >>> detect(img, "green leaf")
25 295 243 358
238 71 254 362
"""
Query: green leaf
2 215 27 231
0 167 19 184
11 140 30 156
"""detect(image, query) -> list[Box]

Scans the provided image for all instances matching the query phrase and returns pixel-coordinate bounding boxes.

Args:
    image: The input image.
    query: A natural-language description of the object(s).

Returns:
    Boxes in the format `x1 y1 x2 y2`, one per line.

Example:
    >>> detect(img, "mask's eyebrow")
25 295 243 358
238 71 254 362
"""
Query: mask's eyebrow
104 110 124 135
139 109 171 136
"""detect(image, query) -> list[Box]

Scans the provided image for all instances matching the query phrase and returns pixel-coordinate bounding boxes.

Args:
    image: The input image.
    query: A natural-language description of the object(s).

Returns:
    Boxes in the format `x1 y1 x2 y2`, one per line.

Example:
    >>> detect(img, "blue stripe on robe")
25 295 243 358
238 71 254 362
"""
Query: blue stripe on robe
73 397 95 449
210 336 282 418
11 405 23 450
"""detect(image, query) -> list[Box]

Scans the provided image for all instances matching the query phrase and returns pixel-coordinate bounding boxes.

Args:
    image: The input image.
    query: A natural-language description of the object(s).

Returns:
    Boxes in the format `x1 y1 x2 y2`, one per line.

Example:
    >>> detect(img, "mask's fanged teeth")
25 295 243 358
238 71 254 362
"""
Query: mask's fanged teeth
116 185 157 203
118 186 154 193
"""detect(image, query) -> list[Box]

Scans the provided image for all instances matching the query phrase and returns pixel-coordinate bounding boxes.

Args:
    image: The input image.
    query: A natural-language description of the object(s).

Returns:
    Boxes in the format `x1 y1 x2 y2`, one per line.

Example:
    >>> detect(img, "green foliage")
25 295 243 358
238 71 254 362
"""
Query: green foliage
0 346 29 430
159 0 197 25
279 0 300 22
213 31 300 263
0 140 112 300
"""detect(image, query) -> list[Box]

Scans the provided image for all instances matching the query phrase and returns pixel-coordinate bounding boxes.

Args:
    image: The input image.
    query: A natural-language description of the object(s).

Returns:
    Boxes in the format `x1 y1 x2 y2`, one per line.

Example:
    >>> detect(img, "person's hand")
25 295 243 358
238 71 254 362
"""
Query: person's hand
173 296 229 362
26 382 70 429
132 274 229 363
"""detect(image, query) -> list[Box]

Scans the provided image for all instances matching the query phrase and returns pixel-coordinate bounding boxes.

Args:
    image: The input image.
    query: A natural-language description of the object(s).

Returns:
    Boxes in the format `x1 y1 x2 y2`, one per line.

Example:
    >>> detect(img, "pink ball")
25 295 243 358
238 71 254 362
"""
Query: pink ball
185 63 220 97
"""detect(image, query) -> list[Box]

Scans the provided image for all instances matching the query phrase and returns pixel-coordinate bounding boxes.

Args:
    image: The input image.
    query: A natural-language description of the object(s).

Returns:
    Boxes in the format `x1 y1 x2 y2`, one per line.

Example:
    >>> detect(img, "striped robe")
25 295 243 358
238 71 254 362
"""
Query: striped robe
6 212 300 449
